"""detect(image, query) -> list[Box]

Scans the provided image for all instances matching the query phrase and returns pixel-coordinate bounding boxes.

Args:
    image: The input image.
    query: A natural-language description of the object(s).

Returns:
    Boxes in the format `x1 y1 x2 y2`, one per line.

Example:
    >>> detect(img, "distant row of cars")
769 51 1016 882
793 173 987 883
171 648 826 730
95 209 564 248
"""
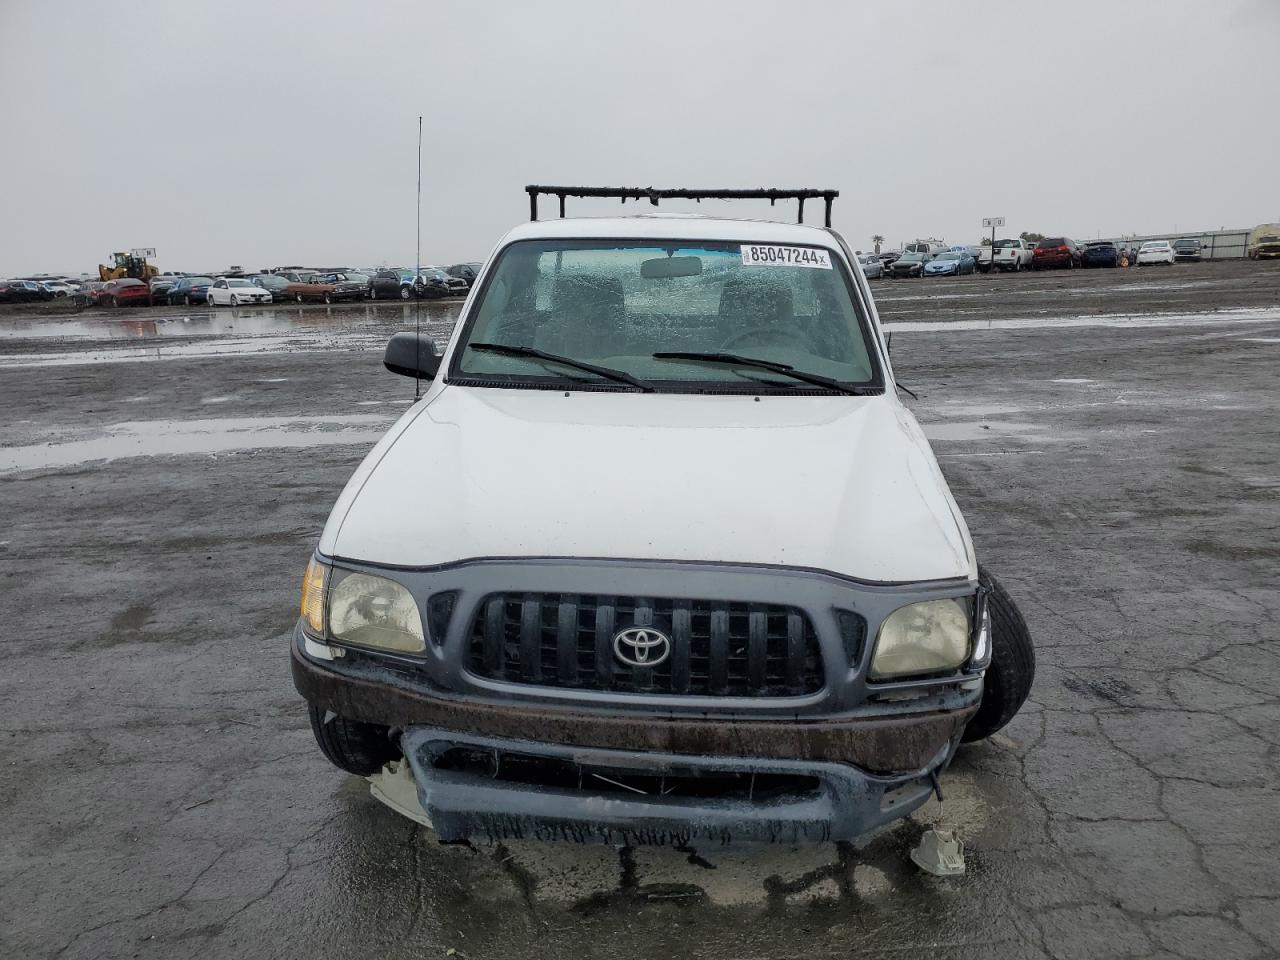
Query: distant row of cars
0 262 484 308
857 236 1212 279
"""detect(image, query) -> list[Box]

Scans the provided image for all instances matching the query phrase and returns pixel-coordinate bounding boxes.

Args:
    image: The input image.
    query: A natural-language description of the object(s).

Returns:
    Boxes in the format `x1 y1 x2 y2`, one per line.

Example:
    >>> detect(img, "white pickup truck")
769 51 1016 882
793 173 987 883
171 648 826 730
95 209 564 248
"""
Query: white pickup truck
978 238 1036 273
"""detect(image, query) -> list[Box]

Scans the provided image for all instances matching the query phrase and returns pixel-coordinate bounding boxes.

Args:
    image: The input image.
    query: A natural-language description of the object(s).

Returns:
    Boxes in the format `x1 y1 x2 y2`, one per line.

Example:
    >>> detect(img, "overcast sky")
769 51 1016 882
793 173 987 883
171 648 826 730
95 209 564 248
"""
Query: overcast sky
2 0 1277 275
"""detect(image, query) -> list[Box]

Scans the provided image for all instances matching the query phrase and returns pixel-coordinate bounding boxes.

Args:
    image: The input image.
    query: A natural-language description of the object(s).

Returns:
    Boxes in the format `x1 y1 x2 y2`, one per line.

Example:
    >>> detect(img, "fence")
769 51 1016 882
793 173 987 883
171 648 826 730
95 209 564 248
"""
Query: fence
1097 228 1251 260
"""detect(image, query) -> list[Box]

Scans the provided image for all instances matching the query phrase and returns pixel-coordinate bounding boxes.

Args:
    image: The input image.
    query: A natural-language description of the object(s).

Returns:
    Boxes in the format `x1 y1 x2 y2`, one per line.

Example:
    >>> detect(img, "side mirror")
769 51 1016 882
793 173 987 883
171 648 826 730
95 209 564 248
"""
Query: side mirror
383 332 441 380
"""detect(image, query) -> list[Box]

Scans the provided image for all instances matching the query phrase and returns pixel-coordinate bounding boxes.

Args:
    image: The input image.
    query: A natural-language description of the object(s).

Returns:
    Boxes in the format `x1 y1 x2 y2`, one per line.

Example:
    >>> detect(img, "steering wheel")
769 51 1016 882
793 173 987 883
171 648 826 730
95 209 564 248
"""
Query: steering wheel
719 326 809 351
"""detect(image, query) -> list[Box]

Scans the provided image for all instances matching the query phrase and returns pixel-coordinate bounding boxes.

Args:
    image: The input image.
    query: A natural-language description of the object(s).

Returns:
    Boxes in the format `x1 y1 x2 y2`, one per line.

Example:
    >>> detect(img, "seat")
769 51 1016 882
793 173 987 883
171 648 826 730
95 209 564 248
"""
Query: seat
717 276 795 342
536 274 627 358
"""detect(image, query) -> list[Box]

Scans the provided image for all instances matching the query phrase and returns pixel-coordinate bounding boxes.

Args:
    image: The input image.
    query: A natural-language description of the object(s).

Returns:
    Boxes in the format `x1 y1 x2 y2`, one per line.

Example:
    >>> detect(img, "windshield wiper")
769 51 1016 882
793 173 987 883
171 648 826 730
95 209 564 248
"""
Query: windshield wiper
467 343 654 392
652 351 877 396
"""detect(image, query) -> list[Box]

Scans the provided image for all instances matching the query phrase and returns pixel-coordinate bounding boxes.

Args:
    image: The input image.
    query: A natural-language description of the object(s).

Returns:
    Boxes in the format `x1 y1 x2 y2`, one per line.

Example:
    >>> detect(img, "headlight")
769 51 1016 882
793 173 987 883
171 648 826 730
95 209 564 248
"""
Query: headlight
870 598 971 679
327 568 425 653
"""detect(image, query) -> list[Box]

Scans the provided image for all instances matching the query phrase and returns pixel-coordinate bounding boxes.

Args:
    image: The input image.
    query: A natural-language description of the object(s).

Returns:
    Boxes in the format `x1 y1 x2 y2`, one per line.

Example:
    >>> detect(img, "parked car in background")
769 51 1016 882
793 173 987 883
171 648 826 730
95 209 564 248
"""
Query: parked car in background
290 273 365 303
446 262 482 290
923 249 976 277
981 238 1035 273
102 278 151 307
1081 241 1120 268
887 251 931 278
0 279 53 303
73 281 108 306
316 272 367 302
876 250 902 267
248 274 293 302
426 266 468 297
368 268 417 300
904 239 947 256
1247 224 1280 260
208 277 273 306
1172 238 1202 262
856 254 884 279
1136 240 1176 266
1032 238 1081 270
35 279 77 298
167 276 215 305
281 270 320 283
417 266 467 298
149 275 180 304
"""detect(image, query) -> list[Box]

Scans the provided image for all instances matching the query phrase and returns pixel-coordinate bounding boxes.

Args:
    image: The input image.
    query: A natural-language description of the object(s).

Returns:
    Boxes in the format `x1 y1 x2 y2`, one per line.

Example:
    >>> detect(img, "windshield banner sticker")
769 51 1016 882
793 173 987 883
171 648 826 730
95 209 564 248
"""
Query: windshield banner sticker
740 245 832 269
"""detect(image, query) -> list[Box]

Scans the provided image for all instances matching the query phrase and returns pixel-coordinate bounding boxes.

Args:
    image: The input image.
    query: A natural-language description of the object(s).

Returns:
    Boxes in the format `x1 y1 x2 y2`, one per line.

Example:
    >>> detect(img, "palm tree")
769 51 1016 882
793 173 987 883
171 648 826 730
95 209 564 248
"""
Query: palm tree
871 234 884 255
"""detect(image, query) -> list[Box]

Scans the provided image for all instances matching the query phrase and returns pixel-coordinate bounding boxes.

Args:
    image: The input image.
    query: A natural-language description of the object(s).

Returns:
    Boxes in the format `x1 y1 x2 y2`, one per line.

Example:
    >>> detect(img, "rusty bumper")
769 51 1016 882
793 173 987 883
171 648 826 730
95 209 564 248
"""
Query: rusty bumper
292 644 976 775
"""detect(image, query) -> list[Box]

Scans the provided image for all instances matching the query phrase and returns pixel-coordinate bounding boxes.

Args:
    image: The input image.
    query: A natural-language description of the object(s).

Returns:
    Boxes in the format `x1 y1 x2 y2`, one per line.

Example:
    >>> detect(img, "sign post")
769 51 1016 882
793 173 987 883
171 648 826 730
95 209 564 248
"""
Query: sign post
981 218 1005 253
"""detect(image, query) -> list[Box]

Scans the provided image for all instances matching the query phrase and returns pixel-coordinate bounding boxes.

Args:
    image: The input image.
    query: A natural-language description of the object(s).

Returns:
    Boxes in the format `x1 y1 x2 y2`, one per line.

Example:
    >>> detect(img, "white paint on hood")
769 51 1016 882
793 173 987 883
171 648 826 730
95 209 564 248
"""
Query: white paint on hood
321 387 974 584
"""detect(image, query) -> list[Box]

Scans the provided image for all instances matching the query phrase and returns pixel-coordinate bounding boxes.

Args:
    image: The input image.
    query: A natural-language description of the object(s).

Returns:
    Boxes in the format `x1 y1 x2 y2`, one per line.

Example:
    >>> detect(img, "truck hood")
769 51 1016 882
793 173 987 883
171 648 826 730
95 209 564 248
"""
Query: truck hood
321 387 974 583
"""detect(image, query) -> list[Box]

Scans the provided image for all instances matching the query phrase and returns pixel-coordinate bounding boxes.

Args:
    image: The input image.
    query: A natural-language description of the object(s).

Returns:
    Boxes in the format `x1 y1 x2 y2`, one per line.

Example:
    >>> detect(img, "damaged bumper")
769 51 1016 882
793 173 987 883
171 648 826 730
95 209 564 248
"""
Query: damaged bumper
292 637 977 842
399 726 958 845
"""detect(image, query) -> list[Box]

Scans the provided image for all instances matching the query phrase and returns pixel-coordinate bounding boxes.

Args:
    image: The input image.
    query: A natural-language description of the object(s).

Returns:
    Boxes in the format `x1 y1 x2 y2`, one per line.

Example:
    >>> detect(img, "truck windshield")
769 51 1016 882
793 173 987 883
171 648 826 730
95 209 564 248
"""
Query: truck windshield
452 239 881 393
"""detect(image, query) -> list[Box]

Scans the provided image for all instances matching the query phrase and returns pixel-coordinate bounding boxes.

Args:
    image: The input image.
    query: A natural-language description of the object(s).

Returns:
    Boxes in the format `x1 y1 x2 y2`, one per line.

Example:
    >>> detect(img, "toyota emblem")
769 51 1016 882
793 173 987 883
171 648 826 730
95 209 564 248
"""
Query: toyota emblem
613 627 671 668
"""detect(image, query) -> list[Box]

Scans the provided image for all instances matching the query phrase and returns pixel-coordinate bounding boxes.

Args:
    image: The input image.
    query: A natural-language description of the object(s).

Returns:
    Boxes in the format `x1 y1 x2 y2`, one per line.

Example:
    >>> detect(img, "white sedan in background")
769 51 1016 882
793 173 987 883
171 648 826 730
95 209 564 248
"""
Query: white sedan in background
857 254 884 279
207 277 273 306
38 280 78 297
1136 240 1176 266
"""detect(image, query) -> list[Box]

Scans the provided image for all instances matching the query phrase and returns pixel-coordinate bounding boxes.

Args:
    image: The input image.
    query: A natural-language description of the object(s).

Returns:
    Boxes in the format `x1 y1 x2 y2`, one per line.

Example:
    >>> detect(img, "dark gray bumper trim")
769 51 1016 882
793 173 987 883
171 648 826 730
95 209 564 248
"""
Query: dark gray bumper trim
400 726 956 845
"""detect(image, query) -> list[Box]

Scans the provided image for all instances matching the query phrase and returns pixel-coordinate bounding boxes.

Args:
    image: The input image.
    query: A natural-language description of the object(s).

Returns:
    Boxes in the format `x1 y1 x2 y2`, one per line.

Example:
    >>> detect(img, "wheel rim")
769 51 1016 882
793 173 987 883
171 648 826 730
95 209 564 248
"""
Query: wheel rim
370 288 376 300
400 287 410 300
324 293 332 304
185 295 191 305
296 294 303 302
231 296 238 306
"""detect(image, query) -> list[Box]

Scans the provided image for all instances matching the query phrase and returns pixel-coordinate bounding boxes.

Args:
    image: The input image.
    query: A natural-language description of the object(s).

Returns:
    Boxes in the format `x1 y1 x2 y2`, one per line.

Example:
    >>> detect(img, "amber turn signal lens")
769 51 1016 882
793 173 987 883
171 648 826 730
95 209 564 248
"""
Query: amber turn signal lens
300 558 328 635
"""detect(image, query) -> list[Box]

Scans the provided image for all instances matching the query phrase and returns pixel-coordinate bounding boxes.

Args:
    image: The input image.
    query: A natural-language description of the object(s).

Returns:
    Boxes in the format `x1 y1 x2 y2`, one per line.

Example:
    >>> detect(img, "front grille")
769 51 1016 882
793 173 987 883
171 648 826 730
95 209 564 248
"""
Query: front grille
466 594 824 697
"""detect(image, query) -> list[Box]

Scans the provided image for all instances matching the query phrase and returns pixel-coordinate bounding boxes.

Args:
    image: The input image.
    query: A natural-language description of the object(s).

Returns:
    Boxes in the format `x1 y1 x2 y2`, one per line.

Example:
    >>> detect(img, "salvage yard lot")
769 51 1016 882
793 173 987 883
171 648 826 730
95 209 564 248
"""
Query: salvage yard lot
2 260 1278 959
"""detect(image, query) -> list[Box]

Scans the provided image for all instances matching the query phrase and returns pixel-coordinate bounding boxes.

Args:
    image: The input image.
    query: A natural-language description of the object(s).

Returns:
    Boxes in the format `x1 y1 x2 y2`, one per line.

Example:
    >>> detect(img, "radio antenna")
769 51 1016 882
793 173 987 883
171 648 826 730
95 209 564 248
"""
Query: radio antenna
414 115 423 401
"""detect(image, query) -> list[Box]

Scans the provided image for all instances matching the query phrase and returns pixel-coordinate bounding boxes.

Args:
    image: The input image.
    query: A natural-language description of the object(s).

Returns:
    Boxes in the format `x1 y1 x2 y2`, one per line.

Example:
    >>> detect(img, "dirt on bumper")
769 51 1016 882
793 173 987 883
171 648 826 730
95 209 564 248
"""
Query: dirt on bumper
291 644 976 775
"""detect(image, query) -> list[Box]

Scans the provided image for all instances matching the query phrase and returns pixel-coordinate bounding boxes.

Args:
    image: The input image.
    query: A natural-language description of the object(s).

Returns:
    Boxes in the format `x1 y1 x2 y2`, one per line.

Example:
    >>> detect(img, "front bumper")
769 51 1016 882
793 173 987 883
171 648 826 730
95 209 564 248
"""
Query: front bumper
397 725 958 844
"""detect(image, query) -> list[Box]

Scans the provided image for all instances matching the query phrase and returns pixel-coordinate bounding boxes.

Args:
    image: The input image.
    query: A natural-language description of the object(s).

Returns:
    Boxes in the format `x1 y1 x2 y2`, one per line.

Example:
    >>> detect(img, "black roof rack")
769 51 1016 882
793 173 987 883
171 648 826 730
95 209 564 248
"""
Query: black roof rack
525 185 839 228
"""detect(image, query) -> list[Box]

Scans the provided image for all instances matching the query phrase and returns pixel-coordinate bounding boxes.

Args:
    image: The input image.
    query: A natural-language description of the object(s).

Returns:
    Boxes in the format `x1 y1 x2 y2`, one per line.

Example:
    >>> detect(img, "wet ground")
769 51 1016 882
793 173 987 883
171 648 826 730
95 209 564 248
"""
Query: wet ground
2 260 1279 959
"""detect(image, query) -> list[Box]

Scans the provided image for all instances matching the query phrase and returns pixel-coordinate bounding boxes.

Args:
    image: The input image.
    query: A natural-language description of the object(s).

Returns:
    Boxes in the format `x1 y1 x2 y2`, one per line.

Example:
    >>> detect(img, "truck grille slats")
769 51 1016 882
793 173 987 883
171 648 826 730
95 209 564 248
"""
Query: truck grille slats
467 593 824 697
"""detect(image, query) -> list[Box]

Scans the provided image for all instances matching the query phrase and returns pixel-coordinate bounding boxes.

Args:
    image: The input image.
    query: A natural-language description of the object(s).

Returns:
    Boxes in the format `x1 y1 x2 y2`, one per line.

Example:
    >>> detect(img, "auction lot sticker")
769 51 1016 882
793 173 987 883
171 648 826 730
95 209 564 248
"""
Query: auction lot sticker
740 245 832 269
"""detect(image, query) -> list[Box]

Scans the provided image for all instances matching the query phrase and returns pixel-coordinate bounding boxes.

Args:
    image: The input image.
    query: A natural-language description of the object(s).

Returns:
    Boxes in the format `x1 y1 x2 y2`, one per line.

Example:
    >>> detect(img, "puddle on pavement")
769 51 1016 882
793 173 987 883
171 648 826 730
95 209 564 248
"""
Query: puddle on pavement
0 414 395 475
921 419 1047 442
0 301 462 342
929 402 1028 418
884 306 1280 333
874 278 1221 303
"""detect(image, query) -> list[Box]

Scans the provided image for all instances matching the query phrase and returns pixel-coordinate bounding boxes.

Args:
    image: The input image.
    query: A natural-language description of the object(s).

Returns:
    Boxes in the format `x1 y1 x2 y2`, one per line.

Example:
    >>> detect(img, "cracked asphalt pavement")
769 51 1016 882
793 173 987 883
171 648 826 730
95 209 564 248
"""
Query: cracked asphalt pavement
2 261 1278 959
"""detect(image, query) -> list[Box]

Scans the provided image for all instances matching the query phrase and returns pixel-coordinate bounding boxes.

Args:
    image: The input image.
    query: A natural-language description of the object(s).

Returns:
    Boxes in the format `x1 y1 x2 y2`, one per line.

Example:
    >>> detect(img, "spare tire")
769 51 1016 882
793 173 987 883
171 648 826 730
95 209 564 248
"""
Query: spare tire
307 704 400 776
962 565 1036 742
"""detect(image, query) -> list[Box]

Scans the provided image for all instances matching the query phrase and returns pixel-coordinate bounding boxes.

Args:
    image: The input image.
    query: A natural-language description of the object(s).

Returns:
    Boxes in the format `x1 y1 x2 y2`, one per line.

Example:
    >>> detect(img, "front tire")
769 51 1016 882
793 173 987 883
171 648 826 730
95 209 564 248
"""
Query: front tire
962 565 1036 743
399 285 412 300
323 292 333 304
307 704 400 776
369 287 377 300
184 295 192 306
230 295 239 306
295 293 304 303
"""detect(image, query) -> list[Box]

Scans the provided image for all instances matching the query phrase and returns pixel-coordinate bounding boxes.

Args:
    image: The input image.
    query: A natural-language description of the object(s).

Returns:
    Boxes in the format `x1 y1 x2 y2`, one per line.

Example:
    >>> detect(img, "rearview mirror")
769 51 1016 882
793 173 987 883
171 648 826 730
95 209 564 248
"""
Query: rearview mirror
383 332 441 380
640 255 703 279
